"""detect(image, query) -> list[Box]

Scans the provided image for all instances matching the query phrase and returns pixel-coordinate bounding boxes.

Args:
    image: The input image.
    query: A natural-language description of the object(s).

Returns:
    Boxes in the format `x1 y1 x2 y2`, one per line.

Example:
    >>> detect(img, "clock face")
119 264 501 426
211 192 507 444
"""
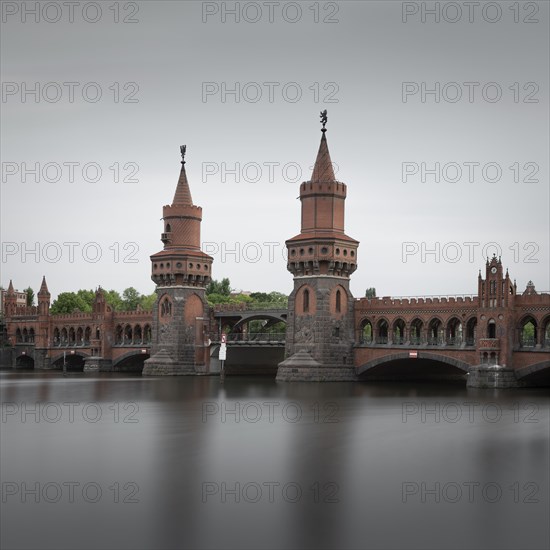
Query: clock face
491 267 497 274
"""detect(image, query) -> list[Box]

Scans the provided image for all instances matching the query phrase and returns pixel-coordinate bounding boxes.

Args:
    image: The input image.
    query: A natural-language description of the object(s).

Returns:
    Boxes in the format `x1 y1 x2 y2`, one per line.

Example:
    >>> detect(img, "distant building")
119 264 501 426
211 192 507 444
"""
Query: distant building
1 284 27 316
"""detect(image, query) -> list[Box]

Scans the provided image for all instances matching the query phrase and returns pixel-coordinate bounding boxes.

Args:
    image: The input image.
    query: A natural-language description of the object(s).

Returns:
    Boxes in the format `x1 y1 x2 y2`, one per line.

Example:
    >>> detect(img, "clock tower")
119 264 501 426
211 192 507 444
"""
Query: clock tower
476 254 515 367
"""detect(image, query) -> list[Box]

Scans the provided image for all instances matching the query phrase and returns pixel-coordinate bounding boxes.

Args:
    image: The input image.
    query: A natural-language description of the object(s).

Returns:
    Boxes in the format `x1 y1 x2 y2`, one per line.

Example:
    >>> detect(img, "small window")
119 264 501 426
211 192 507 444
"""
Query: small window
336 290 341 313
303 289 310 313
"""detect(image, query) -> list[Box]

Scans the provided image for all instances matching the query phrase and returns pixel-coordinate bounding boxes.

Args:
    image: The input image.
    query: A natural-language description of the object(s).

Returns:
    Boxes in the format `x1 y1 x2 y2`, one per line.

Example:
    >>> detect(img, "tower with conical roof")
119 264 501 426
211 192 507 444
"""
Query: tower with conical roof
5 280 17 317
37 276 50 316
143 146 213 375
277 113 359 381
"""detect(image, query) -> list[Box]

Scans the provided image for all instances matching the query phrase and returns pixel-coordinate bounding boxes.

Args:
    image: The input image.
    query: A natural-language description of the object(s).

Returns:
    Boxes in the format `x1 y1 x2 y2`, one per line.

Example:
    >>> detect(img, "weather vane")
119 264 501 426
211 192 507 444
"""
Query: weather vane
320 109 328 132
180 144 186 164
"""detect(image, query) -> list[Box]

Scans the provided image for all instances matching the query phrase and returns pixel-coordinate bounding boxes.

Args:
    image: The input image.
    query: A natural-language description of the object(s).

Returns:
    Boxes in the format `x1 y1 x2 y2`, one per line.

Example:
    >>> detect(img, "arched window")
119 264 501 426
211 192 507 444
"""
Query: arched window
134 325 142 344
161 297 172 317
84 327 91 344
520 317 537 347
335 290 341 313
115 325 123 345
488 320 496 339
376 319 388 344
303 289 310 313
428 319 442 345
466 318 477 346
393 319 406 345
144 324 152 344
360 320 373 344
16 328 22 343
410 319 423 345
446 318 462 346
165 223 171 232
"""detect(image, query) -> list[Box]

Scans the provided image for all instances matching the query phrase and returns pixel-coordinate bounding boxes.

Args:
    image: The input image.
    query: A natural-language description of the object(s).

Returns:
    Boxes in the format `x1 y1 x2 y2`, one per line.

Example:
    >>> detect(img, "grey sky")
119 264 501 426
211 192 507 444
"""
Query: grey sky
2 0 549 301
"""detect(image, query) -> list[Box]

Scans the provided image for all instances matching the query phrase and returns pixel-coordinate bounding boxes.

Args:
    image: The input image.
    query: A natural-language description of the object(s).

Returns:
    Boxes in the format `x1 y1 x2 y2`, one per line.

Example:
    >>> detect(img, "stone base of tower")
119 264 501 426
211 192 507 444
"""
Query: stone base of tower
83 357 112 373
142 349 200 376
276 350 357 382
467 365 524 388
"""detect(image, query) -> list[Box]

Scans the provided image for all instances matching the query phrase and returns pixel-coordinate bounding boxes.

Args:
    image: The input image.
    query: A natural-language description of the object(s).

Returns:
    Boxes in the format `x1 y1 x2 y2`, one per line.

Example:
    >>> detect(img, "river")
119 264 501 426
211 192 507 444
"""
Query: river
1 371 548 550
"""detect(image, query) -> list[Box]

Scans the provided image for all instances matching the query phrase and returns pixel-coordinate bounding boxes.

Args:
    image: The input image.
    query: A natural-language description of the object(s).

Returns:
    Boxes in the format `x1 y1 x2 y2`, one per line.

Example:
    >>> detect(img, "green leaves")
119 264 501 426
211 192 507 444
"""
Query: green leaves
50 287 157 314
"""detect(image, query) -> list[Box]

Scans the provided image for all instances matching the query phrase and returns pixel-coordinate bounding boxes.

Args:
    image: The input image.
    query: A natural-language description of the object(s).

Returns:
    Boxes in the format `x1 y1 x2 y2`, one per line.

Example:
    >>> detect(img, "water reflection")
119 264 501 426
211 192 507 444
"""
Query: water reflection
1 372 548 550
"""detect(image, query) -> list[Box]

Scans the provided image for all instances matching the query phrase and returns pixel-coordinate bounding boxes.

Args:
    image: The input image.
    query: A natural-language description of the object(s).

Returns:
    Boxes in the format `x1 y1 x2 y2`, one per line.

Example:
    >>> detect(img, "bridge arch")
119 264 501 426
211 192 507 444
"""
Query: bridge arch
357 352 470 379
50 351 89 371
515 360 550 385
15 354 35 369
232 314 287 333
112 350 150 372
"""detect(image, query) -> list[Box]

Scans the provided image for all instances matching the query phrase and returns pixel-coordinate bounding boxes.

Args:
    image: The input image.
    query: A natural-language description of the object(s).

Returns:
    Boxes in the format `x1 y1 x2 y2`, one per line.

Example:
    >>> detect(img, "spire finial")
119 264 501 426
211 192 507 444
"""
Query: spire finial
180 144 186 165
320 109 328 132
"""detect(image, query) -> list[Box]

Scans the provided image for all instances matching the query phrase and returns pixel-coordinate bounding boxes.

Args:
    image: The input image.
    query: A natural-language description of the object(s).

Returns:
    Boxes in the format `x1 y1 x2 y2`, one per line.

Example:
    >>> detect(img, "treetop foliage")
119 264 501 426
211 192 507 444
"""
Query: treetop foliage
206 279 288 307
50 287 156 315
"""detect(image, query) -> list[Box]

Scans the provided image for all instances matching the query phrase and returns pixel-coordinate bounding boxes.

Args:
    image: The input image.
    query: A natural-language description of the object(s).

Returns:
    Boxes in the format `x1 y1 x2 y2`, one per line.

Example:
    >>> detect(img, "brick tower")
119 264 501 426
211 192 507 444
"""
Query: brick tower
277 112 359 381
34 276 51 368
476 255 515 367
143 146 213 375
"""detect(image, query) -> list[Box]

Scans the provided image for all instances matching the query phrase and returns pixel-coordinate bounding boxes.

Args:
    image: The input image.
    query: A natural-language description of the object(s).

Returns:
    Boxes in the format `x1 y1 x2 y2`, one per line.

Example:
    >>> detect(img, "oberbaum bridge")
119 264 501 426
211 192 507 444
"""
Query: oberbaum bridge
3 114 550 387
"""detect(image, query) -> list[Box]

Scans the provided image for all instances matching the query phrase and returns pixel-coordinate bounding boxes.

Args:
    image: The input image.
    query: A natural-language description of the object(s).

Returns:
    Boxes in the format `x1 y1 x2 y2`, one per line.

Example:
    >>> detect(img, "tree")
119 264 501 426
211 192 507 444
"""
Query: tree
76 289 95 309
206 278 231 297
139 292 157 310
122 287 141 311
365 287 377 298
50 292 92 315
104 290 122 311
24 287 35 307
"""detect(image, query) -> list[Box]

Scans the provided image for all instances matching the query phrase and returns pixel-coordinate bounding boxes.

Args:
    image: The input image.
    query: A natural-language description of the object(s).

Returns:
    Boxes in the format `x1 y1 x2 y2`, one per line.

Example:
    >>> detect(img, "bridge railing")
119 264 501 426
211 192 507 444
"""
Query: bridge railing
211 332 286 343
358 337 477 348
212 302 288 312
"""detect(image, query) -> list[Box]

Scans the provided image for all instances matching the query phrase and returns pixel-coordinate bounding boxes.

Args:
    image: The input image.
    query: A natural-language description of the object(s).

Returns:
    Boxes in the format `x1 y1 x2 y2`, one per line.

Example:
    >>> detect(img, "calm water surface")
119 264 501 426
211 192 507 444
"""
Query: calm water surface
1 371 548 550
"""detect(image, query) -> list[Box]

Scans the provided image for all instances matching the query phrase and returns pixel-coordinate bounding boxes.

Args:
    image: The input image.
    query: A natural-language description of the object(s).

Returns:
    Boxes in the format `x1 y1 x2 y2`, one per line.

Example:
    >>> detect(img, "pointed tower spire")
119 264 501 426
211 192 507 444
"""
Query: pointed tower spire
172 145 193 206
311 114 336 183
38 275 49 296
278 111 358 382
7 279 14 295
37 276 50 315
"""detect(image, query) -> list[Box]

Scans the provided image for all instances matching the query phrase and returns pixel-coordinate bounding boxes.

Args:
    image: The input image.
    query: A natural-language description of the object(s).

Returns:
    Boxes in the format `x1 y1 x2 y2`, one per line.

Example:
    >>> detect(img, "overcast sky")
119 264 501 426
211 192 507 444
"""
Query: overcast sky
2 0 549 302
